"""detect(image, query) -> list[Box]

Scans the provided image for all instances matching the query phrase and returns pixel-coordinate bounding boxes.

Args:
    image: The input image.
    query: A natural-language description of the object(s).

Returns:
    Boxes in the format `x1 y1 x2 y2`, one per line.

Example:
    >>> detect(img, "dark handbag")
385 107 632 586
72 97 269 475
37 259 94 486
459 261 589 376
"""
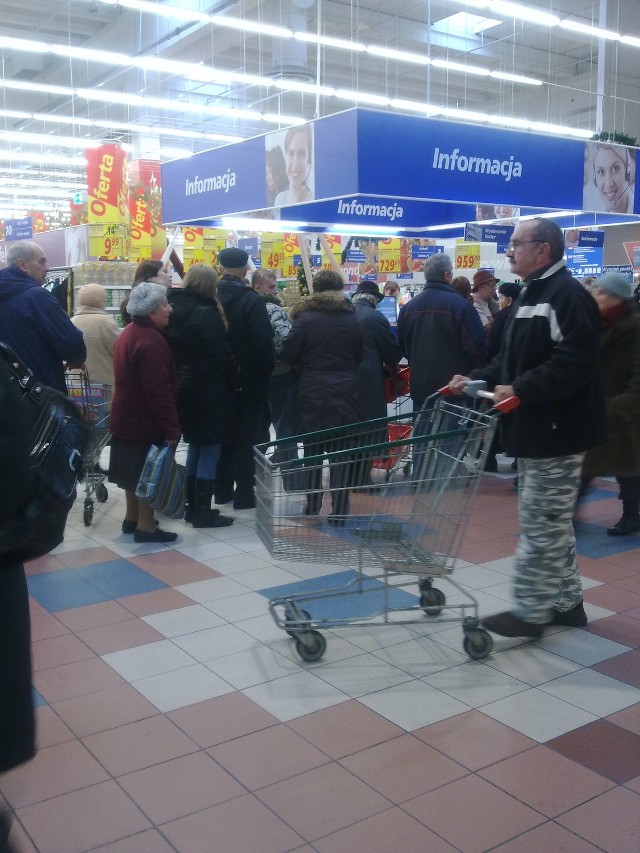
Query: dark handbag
135 444 186 519
0 342 92 563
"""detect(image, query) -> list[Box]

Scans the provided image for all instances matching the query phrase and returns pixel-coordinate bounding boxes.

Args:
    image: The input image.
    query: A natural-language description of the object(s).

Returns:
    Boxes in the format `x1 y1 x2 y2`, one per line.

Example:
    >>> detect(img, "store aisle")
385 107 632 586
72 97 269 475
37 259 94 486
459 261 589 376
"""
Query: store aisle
1 475 639 852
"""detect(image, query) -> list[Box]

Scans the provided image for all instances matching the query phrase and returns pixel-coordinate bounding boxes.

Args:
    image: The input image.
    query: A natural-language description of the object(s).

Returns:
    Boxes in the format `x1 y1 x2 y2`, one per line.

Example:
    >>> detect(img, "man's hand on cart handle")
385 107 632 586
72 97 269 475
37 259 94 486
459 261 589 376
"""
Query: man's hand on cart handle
442 377 520 413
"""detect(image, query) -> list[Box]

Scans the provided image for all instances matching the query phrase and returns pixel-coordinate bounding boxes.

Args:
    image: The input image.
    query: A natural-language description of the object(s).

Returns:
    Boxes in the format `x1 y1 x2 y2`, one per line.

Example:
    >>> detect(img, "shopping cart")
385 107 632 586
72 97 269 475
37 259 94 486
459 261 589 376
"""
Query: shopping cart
373 365 412 480
255 387 518 662
66 369 112 526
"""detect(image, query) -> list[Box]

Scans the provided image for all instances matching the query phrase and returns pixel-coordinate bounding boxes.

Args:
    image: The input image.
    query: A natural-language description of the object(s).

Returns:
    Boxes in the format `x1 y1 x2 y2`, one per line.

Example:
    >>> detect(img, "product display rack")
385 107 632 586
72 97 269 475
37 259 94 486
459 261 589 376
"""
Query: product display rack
73 261 139 324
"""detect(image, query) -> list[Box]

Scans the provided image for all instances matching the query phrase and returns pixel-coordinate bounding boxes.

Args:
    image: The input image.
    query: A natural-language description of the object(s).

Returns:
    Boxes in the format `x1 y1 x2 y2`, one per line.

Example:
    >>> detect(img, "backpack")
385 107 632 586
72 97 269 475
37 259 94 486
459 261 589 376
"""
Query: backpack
0 342 92 563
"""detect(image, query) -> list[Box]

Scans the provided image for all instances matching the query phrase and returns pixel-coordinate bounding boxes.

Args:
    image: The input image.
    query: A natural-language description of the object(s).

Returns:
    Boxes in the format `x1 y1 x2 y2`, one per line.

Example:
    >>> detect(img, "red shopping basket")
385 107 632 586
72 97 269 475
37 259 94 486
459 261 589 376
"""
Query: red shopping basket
384 365 410 403
372 421 413 478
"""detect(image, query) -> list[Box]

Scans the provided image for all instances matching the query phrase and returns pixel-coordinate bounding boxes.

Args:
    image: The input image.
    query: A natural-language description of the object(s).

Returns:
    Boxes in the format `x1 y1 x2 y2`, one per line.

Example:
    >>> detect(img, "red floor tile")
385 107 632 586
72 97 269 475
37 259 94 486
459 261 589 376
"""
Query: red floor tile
84 829 176 852
556 786 640 852
160 793 304 852
118 751 245 823
0 741 109 808
491 820 604 852
583 584 640 613
457 536 515 564
287 699 404 759
24 554 68 575
55 599 135 631
33 706 75 749
33 656 125 703
55 546 121 568
31 633 94 671
76 618 164 654
593 649 640 689
414 710 537 771
339 734 468 803
168 693 278 748
117 587 195 616
478 745 614 816
29 611 69 642
130 551 220 584
51 682 159 737
606 703 640 737
403 775 545 852
209 723 329 789
548 719 640 783
256 763 390 842
81 715 199 776
583 614 640 648
578 556 637 584
313 806 458 852
612 573 640 595
16 780 150 853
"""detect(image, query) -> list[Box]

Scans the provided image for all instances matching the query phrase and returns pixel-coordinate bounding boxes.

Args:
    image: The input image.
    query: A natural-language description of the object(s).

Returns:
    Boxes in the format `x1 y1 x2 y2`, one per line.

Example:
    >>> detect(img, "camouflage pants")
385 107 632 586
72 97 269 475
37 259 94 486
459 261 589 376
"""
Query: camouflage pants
513 454 584 624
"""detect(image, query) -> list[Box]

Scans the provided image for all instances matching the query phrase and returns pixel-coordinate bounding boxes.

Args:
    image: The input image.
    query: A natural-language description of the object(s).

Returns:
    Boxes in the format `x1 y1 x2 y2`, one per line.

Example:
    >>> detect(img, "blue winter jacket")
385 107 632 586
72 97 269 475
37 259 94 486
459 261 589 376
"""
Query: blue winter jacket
0 266 86 393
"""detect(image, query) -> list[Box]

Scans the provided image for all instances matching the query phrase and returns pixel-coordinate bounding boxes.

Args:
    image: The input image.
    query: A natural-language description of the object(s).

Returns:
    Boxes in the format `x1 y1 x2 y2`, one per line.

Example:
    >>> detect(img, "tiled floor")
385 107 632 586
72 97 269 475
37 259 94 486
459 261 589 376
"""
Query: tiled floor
2 470 640 852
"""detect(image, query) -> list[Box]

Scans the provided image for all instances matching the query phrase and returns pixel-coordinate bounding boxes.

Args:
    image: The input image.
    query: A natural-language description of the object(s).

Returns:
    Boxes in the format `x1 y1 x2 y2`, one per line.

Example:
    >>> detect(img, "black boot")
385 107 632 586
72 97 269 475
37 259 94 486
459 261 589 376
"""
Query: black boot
607 514 640 536
184 474 196 523
192 479 234 528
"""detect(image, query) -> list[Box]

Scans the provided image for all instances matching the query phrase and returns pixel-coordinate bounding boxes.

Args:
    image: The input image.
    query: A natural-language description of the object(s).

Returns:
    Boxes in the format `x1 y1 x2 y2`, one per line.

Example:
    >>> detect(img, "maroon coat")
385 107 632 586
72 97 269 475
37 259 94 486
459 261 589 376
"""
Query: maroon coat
110 317 181 445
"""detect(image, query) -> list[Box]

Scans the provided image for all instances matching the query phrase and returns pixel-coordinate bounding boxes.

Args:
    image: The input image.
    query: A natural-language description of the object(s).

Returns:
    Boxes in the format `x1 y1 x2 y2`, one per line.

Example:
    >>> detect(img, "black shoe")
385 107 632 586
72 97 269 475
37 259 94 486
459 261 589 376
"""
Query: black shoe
482 611 544 638
214 490 233 505
484 456 498 473
550 599 588 627
607 515 640 536
191 508 234 528
122 519 158 534
233 493 256 510
327 515 347 527
134 528 178 543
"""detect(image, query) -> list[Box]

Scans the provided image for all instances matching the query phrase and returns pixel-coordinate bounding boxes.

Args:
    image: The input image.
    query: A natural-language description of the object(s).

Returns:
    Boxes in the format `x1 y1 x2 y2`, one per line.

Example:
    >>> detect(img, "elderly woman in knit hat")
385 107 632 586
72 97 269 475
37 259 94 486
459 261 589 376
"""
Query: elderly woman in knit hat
71 283 119 389
580 272 640 536
108 282 182 544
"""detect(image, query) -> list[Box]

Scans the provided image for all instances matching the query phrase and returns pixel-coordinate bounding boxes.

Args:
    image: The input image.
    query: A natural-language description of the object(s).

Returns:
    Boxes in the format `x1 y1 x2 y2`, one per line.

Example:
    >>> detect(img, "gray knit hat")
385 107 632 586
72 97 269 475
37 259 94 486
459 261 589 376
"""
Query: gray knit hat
127 281 168 316
595 272 634 301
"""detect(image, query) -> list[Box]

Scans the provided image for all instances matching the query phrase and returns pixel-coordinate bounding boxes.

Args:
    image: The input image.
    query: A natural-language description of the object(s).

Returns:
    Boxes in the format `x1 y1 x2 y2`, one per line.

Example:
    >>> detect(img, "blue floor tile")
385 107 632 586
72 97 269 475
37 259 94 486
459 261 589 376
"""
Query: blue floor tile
27 560 167 611
32 688 46 708
575 522 640 559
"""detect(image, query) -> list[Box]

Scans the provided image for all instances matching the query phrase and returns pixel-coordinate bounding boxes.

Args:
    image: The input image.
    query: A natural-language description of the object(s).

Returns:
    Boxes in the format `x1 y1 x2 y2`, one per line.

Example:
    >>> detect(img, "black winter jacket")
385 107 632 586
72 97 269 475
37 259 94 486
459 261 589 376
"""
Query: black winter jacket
215 275 275 397
397 280 487 404
281 291 364 434
352 298 401 423
473 261 607 458
167 289 241 445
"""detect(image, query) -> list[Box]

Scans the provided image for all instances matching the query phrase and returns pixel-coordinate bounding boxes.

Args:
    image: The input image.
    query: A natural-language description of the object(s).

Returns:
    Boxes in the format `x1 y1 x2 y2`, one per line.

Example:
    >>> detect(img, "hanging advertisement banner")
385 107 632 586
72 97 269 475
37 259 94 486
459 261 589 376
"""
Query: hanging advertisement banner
182 227 204 270
129 160 165 261
261 233 285 272
4 217 33 241
26 211 46 233
465 223 514 253
623 241 640 271
204 229 229 266
86 144 129 259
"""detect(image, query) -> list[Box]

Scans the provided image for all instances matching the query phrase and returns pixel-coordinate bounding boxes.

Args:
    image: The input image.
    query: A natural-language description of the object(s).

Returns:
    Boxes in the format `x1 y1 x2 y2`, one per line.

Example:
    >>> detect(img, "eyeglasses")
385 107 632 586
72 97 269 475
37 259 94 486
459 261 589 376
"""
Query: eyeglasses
506 239 544 250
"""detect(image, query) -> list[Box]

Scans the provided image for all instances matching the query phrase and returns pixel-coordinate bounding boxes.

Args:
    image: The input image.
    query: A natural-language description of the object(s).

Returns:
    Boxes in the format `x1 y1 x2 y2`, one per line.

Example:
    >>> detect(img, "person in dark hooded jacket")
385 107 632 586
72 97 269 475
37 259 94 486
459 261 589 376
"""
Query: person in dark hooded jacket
167 265 239 528
0 241 85 393
281 269 363 521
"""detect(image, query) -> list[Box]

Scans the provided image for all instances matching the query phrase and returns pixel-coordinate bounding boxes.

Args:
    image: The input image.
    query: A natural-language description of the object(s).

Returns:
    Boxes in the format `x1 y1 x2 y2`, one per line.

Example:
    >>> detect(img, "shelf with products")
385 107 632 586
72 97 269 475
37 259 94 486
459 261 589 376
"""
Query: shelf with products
72 261 139 320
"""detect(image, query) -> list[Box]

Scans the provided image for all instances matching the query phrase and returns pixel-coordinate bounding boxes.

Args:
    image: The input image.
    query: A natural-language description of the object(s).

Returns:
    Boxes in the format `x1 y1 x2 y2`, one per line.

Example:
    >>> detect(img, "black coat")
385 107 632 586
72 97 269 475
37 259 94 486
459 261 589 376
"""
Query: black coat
352 298 402 422
167 288 240 445
0 360 35 772
281 291 364 434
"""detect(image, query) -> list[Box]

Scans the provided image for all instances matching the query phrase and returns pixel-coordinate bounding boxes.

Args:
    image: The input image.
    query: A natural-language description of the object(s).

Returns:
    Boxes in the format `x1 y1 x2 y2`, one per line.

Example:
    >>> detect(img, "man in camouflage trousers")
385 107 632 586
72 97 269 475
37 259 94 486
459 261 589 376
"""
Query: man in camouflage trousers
449 217 606 638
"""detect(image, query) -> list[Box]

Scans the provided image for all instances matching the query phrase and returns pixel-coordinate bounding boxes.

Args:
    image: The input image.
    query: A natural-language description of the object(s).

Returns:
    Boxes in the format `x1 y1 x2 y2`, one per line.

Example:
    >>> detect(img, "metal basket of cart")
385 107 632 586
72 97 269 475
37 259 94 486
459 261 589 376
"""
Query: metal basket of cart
254 382 519 662
65 368 112 526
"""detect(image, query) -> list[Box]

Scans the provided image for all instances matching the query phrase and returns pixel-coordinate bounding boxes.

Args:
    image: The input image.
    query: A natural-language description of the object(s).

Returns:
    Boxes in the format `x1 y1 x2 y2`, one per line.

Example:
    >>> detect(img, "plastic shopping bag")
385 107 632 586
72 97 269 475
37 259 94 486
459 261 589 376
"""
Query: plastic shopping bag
135 444 186 519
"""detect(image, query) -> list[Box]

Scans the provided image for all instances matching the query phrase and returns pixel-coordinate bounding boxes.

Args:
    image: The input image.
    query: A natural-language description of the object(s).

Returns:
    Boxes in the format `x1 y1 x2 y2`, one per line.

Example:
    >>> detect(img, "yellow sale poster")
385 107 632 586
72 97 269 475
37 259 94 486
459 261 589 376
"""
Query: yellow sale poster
261 233 285 272
203 229 228 266
455 241 481 271
378 237 402 275
86 144 129 259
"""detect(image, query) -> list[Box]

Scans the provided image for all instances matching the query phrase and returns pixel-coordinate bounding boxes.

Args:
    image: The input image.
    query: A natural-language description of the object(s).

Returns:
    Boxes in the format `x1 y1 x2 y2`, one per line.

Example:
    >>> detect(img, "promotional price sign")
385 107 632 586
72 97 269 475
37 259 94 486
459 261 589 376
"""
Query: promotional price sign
281 232 299 277
86 144 129 259
129 160 165 261
88 222 128 259
378 237 402 275
203 229 228 266
455 242 481 270
261 233 285 272
183 227 204 270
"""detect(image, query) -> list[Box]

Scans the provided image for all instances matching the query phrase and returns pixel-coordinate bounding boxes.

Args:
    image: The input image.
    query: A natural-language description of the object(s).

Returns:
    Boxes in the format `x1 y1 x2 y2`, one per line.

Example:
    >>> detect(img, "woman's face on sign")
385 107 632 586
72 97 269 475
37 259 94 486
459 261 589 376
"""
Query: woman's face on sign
286 131 310 190
594 148 627 209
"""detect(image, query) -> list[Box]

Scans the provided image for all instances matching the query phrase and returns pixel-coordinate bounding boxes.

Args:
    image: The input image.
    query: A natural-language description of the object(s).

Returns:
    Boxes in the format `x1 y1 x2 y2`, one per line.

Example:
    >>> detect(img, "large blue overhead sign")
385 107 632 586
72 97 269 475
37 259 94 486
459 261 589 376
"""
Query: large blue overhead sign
161 109 639 230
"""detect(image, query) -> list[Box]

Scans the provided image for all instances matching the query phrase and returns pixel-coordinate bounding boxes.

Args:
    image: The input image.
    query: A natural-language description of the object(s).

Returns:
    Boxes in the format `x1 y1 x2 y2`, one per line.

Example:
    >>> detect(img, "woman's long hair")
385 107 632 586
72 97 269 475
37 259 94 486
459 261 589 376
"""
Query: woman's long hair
182 265 228 331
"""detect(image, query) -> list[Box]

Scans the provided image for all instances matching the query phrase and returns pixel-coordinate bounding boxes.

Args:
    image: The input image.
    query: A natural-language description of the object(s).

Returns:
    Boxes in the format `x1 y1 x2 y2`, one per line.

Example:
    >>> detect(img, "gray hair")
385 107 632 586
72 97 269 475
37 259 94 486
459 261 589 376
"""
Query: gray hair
127 281 167 317
424 253 453 281
528 218 565 263
6 241 41 267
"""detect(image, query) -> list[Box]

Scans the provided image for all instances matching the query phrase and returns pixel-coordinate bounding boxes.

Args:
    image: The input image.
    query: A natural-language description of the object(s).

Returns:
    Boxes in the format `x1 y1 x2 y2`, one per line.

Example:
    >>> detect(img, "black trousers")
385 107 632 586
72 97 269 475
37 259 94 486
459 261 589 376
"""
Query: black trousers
215 390 269 501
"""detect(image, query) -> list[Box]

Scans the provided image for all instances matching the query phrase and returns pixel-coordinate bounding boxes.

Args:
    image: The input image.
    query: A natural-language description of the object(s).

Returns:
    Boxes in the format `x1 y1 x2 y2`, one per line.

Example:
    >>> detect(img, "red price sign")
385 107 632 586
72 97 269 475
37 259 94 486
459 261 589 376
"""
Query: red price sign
455 243 481 270
268 252 283 268
379 257 400 273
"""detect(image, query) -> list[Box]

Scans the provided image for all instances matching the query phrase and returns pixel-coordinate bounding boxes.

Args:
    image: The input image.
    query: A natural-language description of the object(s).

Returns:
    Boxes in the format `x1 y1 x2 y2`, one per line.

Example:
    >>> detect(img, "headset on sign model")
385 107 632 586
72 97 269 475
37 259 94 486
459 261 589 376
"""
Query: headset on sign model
593 146 632 206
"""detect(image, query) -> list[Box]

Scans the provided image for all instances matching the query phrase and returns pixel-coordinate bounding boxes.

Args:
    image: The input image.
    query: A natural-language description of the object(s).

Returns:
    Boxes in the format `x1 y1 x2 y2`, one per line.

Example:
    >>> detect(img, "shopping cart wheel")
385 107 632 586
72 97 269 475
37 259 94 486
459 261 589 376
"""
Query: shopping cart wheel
295 631 326 662
284 608 311 638
420 587 446 616
83 502 94 527
96 483 108 503
463 630 493 660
